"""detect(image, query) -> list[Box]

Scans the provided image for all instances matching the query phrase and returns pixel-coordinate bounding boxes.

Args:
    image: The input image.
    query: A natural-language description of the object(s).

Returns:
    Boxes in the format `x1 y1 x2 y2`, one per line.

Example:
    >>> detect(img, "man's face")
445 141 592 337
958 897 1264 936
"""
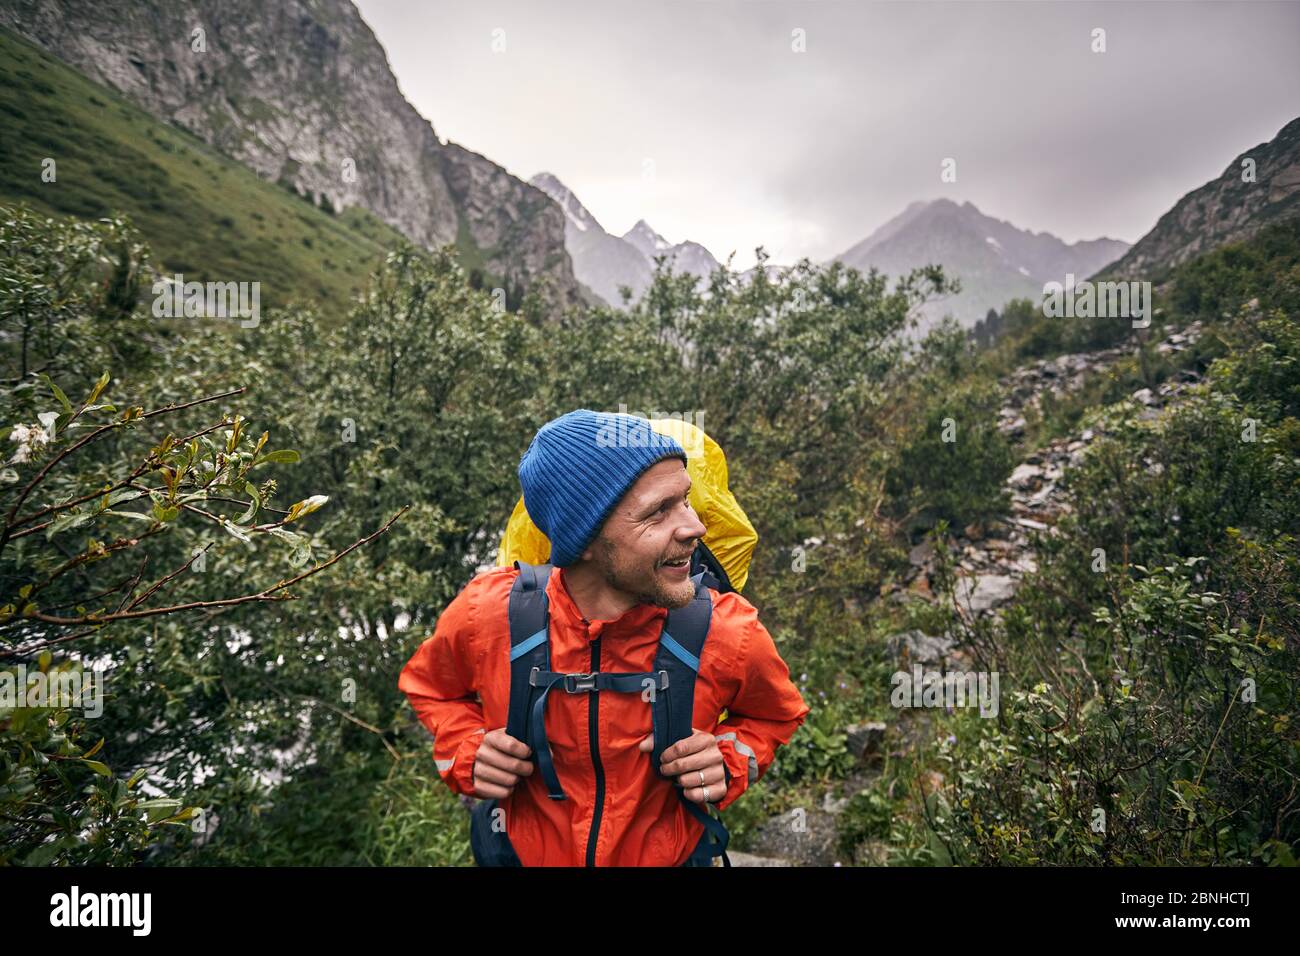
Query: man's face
580 458 707 610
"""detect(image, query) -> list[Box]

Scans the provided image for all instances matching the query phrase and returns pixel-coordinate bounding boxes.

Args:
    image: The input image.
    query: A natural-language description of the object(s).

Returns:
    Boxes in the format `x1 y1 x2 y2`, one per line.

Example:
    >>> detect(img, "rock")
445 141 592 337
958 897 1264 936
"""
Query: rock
1131 387 1156 406
998 415 1027 437
1010 516 1050 532
952 574 1018 612
887 629 955 663
845 721 888 762
1007 463 1045 490
1026 483 1058 507
0 3 587 313
747 807 839 866
727 851 793 867
907 540 935 566
822 789 853 814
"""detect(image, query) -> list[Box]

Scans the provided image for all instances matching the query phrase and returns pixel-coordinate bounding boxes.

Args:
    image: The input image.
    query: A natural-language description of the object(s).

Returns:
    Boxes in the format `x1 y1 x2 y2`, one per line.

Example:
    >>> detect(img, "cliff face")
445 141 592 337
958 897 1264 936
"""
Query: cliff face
0 0 582 309
1104 115 1300 279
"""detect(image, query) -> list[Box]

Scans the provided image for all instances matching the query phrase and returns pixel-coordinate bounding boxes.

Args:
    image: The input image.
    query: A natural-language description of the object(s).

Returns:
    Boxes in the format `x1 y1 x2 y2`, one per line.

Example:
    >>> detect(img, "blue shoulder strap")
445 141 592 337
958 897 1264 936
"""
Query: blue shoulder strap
505 559 731 865
505 560 555 784
652 570 731 865
649 572 712 778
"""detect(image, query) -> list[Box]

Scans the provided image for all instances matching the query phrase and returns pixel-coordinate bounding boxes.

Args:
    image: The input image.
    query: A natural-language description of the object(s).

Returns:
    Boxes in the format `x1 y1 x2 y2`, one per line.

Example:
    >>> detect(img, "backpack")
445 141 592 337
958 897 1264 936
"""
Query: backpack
500 549 733 866
496 416 758 593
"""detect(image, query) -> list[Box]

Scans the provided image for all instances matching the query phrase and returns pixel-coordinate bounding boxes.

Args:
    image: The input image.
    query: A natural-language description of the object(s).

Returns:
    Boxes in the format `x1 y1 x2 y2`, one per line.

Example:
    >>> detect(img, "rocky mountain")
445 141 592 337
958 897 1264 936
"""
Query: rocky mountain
530 173 719 307
621 219 720 281
0 0 585 311
529 172 653 306
832 199 1130 330
621 218 674 260
1103 114 1300 279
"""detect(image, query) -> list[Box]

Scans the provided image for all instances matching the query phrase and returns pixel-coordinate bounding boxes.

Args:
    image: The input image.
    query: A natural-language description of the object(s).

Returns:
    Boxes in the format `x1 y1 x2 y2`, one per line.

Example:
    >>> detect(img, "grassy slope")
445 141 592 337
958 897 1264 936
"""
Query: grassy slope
0 26 414 317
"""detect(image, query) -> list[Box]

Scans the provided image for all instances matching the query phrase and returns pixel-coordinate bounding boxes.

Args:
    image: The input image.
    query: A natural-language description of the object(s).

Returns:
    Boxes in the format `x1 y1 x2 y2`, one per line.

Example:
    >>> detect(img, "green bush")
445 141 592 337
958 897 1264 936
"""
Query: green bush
935 555 1298 865
886 379 1014 531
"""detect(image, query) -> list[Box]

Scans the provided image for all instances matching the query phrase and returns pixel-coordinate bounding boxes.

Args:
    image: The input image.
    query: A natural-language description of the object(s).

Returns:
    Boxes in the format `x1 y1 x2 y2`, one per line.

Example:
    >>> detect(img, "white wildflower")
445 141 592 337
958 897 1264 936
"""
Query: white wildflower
8 421 51 464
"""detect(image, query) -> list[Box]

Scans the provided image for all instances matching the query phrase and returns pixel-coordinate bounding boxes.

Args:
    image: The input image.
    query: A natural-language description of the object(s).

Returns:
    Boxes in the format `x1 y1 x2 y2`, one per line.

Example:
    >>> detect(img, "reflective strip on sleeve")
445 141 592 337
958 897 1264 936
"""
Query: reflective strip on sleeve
715 730 758 783
435 728 486 775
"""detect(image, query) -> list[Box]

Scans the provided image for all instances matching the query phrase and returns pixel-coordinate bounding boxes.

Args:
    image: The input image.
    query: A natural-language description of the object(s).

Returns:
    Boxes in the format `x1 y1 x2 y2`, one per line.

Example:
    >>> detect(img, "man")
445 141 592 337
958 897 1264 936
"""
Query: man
398 408 809 866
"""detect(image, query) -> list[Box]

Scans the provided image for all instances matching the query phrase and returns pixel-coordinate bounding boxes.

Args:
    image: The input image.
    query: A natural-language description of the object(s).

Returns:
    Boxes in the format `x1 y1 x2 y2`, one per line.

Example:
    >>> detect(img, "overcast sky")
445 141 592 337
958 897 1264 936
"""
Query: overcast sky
354 0 1300 270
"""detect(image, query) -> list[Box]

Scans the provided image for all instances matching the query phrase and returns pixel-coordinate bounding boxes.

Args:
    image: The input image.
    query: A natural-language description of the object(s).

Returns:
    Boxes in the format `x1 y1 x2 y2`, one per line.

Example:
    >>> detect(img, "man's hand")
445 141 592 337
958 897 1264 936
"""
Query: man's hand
472 728 534 799
640 729 727 805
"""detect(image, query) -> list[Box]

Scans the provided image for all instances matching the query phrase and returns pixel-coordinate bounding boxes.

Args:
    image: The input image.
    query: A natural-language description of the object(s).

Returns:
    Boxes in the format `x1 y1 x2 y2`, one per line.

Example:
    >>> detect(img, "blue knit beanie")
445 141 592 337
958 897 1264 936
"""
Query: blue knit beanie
518 409 688 567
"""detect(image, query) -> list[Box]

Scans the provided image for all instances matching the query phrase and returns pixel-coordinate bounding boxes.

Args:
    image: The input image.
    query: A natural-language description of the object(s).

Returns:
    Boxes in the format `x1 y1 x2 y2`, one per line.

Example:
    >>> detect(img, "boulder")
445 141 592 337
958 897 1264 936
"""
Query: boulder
845 721 888 762
907 540 935 566
952 574 1018 612
887 629 955 663
1007 463 1045 490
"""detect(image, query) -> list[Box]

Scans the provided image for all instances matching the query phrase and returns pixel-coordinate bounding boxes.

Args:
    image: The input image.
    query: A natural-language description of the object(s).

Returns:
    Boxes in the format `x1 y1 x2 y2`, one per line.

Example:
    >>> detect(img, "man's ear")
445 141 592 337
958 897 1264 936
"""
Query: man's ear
581 527 612 564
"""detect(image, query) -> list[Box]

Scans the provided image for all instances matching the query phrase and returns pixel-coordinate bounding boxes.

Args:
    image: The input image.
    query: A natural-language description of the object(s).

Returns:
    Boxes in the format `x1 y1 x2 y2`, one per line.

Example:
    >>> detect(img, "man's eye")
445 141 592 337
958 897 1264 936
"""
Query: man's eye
655 496 690 517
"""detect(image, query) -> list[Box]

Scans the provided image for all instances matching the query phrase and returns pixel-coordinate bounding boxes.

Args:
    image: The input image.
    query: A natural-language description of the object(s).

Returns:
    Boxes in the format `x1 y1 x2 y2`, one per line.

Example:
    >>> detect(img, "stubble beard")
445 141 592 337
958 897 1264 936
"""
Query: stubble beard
598 535 695 610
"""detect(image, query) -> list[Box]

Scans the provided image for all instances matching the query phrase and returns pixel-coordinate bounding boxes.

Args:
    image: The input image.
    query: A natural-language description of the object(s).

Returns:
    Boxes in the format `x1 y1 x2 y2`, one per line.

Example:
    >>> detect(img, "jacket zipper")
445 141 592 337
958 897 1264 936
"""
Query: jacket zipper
585 633 605 867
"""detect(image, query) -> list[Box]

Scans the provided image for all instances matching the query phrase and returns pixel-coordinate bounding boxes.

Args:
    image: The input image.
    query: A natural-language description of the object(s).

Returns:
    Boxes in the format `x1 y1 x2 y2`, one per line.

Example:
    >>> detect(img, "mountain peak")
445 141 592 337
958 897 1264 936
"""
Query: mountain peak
622 219 674 257
833 199 1132 330
530 172 603 234
0 0 585 312
1104 113 1300 277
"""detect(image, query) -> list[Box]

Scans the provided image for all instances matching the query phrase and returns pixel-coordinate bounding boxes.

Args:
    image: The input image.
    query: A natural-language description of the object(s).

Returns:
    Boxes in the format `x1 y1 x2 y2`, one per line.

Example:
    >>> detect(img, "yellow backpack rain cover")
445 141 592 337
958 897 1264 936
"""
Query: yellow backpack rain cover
496 416 757 594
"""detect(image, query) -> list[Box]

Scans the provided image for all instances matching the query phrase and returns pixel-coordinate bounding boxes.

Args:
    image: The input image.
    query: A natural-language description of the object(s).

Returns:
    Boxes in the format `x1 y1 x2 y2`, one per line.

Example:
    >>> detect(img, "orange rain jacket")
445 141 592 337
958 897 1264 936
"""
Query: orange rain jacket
398 562 810 866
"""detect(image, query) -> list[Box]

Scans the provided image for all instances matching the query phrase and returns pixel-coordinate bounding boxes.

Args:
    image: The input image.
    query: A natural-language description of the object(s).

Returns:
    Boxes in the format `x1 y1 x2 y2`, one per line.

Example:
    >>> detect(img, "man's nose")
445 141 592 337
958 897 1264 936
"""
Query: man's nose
676 509 706 541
